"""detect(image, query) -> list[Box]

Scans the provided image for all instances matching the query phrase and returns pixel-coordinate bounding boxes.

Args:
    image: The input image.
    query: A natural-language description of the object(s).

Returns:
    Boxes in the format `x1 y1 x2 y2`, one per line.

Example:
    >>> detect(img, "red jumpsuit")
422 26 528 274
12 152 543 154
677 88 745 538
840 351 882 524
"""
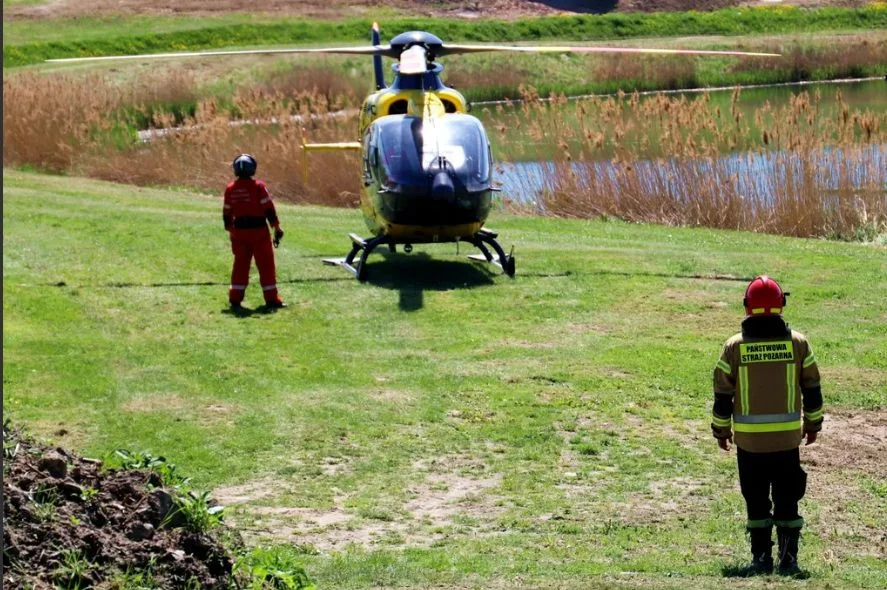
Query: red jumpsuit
223 178 282 306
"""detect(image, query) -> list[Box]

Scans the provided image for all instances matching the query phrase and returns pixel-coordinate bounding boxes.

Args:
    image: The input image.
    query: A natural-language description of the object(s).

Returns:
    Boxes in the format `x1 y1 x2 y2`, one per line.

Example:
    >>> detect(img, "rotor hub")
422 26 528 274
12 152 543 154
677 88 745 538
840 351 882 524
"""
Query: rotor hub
389 31 444 60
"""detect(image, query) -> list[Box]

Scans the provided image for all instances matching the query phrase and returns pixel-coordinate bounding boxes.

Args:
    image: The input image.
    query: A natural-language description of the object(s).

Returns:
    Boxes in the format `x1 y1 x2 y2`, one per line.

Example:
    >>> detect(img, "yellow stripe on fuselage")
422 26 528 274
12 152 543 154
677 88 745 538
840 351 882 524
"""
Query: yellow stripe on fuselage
381 221 485 243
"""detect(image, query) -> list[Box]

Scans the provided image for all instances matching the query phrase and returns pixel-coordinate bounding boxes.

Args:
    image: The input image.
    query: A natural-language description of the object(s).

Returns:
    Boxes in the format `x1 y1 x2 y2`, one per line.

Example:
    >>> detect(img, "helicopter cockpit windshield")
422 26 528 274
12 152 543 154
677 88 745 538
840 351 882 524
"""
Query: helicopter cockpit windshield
375 114 492 194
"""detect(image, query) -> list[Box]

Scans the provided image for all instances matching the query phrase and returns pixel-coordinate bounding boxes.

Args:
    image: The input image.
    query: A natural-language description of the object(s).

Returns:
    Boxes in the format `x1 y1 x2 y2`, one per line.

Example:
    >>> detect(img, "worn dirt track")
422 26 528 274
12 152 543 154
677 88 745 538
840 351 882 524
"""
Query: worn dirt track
6 0 875 20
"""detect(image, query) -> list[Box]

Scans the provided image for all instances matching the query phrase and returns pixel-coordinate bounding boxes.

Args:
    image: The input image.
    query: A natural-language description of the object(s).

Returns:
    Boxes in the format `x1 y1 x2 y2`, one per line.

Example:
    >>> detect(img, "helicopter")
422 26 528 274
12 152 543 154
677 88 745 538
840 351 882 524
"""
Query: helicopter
48 28 778 281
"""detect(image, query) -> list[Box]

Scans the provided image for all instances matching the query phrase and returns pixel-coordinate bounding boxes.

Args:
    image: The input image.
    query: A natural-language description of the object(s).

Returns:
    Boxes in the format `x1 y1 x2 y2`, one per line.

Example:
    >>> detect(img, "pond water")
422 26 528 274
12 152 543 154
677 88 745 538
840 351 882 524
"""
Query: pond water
495 144 886 205
480 79 887 202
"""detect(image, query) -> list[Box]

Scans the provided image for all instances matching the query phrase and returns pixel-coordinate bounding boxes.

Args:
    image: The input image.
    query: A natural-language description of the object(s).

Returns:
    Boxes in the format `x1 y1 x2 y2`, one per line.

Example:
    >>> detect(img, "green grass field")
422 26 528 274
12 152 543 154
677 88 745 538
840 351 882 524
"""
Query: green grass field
5 5 887 67
3 169 886 588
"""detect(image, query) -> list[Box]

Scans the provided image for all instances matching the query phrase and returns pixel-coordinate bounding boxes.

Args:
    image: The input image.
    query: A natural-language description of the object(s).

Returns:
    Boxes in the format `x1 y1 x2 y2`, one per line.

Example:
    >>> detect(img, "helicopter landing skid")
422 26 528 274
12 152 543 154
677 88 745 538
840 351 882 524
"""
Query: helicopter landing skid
467 228 516 277
323 233 392 282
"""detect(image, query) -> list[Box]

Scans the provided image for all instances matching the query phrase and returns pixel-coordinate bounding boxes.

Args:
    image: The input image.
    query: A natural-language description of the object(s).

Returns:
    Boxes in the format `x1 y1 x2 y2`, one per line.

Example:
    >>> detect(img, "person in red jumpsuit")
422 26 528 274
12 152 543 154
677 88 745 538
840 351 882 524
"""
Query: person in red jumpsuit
223 154 286 309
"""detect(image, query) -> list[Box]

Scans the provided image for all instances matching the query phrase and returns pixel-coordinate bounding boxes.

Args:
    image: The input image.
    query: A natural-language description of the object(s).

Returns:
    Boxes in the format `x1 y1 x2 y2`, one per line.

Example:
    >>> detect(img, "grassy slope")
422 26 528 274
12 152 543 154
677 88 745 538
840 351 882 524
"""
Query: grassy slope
4 6 887 66
3 169 886 588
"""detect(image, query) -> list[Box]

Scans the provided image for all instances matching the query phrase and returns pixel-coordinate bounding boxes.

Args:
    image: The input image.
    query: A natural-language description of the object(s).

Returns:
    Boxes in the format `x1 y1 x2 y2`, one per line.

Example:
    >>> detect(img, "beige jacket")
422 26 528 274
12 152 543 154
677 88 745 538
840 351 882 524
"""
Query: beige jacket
712 320 823 453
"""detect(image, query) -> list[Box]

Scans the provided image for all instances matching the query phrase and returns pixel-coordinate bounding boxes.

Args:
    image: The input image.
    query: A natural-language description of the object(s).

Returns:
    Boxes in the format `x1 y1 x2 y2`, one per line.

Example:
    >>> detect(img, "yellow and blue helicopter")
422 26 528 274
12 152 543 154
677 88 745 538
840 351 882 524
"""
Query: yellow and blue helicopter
48 28 777 281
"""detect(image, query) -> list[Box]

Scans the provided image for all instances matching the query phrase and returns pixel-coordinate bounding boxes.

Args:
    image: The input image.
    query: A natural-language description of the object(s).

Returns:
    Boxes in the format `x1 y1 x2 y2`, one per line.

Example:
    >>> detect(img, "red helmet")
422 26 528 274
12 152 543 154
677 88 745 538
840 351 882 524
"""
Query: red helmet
744 275 788 316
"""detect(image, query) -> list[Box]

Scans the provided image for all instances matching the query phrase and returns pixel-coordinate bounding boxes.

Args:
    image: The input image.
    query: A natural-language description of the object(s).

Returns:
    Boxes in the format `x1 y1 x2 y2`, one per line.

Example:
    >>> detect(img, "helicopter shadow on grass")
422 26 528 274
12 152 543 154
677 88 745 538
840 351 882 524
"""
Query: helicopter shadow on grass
362 252 497 312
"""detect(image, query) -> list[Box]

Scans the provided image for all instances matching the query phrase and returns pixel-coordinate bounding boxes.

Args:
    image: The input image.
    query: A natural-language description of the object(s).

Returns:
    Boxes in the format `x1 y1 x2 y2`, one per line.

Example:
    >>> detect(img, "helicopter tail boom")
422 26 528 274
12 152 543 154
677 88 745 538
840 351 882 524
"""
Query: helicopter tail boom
302 143 362 150
300 138 361 185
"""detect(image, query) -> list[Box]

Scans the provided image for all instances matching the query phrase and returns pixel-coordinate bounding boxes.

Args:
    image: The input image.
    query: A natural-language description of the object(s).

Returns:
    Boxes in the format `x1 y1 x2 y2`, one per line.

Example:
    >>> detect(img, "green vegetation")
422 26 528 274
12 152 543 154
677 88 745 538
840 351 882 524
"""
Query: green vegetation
449 34 887 101
235 547 317 590
52 549 94 590
105 449 227 533
5 5 887 67
4 169 886 588
3 0 47 7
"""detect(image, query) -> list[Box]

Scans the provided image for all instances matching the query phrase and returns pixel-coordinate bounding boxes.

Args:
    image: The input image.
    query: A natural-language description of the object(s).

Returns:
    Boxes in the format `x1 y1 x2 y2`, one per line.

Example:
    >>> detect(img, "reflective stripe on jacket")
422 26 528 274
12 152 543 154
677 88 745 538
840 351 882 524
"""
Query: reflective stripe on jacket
712 319 822 453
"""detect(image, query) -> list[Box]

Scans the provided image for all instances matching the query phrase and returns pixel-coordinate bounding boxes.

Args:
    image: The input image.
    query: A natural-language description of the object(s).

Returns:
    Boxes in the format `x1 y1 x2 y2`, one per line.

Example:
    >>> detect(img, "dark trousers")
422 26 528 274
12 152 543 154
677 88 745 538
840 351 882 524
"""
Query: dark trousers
737 447 807 528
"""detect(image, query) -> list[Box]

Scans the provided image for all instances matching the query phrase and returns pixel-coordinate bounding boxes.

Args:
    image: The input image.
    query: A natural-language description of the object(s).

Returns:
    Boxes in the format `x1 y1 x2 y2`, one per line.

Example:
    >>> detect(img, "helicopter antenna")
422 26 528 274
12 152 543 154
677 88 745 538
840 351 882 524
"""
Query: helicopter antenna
372 22 386 90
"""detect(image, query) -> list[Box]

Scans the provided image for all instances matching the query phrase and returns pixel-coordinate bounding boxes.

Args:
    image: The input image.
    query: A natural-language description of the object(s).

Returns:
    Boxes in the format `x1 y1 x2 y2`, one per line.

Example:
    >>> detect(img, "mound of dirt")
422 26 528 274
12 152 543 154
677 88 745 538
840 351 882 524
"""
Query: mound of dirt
2 426 239 589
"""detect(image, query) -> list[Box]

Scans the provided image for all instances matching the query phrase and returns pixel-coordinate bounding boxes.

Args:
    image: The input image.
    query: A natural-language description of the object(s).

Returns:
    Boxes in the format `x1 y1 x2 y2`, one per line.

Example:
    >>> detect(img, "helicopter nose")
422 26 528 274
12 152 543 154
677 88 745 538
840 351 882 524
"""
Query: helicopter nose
431 170 455 203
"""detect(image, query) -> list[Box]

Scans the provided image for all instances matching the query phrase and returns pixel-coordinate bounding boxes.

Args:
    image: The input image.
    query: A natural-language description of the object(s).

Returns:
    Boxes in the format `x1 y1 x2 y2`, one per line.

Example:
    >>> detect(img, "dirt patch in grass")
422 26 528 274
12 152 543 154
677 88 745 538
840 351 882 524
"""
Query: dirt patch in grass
405 472 503 525
121 393 191 413
121 395 241 426
2 426 239 589
213 477 278 505
222 455 503 551
367 388 416 404
804 410 887 480
28 419 92 451
612 476 712 525
799 410 887 555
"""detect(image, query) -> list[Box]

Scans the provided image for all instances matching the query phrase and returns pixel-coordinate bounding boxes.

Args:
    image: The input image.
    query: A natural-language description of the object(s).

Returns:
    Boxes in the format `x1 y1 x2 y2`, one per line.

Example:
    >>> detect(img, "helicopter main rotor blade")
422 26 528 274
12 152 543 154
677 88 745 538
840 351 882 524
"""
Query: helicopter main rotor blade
440 44 780 58
45 38 780 64
46 45 395 64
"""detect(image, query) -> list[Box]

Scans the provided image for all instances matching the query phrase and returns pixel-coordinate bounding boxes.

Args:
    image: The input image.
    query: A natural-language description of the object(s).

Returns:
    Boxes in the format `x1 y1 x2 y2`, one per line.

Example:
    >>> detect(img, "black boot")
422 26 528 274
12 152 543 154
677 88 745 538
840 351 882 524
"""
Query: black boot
747 527 774 575
777 527 801 576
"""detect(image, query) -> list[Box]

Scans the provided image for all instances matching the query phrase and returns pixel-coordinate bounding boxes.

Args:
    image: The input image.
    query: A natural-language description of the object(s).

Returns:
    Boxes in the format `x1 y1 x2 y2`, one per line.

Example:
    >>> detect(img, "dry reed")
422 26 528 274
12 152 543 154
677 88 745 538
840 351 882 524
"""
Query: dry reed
3 69 884 239
3 70 361 205
492 87 885 239
729 37 887 81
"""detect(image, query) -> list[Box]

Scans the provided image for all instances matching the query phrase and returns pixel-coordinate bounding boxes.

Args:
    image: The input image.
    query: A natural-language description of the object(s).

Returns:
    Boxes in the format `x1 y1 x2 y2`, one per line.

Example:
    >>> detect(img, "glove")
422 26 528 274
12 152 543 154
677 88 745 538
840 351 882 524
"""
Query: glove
273 227 284 248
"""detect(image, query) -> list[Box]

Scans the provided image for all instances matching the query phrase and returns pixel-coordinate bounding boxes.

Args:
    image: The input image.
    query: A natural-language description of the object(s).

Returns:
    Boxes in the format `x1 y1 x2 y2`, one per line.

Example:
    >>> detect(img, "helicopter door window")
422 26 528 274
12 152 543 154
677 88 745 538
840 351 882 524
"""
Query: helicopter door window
363 131 374 178
376 146 391 183
388 100 408 115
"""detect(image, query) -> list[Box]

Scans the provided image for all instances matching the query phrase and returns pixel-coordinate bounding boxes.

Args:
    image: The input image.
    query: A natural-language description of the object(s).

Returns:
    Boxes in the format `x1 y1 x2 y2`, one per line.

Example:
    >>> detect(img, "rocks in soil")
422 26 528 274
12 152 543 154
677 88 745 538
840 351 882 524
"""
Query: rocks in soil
2 425 243 589
37 450 68 478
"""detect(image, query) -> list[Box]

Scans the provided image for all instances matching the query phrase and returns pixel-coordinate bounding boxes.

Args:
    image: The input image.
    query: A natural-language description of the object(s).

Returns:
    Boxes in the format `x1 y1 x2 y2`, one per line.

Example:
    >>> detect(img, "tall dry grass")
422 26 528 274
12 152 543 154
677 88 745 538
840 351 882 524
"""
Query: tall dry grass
489 87 885 238
590 54 700 91
3 70 361 205
3 69 884 239
88 90 362 207
729 37 887 82
3 72 119 172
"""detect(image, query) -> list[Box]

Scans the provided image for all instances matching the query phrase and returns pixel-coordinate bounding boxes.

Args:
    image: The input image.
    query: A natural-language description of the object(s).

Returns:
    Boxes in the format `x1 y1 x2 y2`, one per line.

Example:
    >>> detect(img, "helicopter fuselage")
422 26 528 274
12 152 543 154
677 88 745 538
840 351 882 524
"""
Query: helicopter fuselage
355 66 494 244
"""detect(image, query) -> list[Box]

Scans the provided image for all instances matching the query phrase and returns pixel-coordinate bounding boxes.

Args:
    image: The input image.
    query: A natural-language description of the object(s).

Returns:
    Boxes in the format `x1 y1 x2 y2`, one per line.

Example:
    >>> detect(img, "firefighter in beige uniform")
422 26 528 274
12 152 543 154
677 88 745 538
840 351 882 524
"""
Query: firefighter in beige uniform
711 276 823 575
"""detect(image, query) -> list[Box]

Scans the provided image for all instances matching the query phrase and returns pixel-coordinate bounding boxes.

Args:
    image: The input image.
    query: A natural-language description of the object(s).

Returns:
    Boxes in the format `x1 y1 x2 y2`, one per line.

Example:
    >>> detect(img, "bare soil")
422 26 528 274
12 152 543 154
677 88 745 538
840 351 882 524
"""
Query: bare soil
2 426 240 589
6 0 874 20
805 409 887 480
214 453 504 551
